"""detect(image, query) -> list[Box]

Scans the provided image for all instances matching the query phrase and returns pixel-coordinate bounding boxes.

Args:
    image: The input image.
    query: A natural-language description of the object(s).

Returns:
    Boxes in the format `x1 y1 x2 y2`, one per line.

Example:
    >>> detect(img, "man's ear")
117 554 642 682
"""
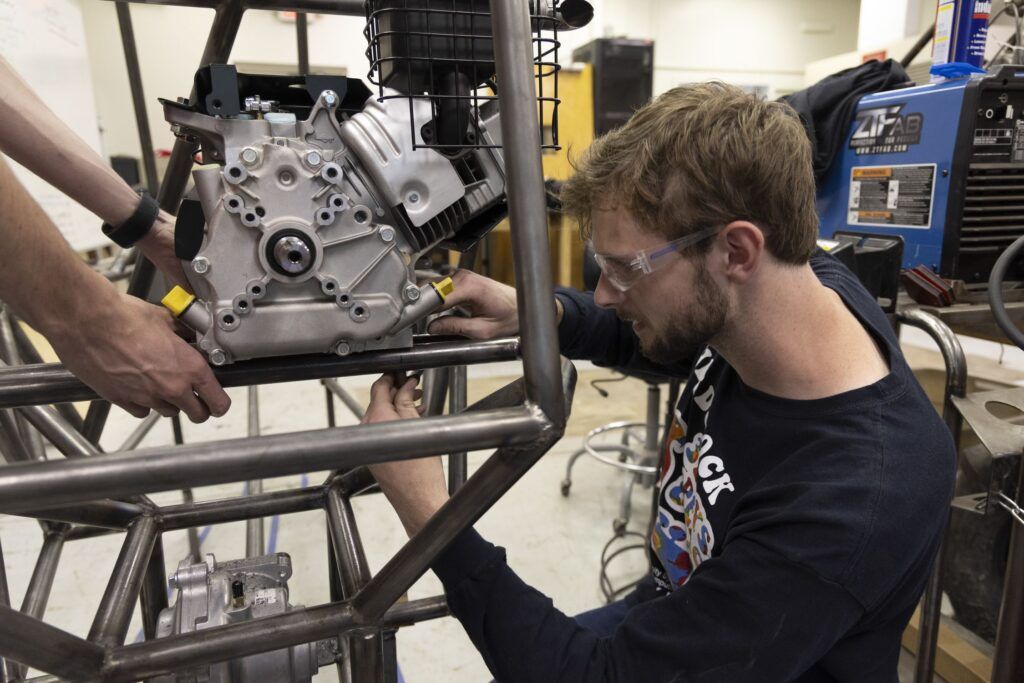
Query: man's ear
719 221 764 284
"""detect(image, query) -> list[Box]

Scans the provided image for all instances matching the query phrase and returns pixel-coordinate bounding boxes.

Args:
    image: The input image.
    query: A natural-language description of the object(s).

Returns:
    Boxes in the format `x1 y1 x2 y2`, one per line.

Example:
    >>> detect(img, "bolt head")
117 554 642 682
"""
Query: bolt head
240 147 258 165
404 284 421 302
192 257 210 274
379 226 395 243
305 150 322 166
209 349 227 366
322 90 338 106
335 341 351 356
407 192 420 204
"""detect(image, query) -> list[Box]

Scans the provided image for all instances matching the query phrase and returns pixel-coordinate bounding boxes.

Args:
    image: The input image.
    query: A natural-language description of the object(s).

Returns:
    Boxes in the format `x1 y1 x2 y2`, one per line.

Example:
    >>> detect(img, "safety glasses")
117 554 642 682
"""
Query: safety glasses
591 225 723 292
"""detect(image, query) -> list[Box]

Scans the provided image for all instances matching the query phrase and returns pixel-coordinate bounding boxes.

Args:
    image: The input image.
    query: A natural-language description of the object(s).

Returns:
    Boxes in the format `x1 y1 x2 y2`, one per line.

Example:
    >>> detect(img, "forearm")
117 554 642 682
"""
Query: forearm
0 56 142 226
0 158 114 339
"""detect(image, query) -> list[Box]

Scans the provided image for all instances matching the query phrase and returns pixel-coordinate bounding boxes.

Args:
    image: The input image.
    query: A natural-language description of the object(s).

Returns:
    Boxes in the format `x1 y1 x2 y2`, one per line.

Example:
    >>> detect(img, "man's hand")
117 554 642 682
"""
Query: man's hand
427 270 521 339
364 373 449 537
47 292 231 423
427 269 564 339
136 211 190 290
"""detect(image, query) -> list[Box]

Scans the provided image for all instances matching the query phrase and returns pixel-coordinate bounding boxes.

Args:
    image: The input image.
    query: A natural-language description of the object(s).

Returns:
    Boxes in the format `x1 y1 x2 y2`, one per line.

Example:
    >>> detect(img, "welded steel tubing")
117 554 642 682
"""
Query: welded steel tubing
19 531 65 620
490 0 565 426
139 537 168 640
18 499 143 530
296 11 309 75
103 594 446 681
161 486 325 530
15 401 101 458
325 385 337 427
327 487 381 681
993 457 1024 683
9 320 84 433
327 488 371 597
65 525 122 542
353 360 576 621
0 535 11 683
0 605 104 680
172 418 203 558
118 411 162 452
0 337 520 408
82 400 111 445
116 1 159 196
448 364 468 493
0 312 47 462
421 367 449 417
245 386 264 558
897 309 966 683
0 406 543 513
0 409 33 464
88 516 159 647
10 530 67 679
323 378 365 419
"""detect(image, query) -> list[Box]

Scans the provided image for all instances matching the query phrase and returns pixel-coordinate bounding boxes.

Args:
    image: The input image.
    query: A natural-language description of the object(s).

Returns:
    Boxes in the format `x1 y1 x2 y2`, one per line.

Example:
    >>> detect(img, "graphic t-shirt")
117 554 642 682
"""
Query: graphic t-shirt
431 252 957 682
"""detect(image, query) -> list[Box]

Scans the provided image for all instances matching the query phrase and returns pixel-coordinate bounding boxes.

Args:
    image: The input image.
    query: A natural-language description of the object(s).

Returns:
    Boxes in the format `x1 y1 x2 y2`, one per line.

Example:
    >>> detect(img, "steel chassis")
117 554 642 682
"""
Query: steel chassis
0 1 575 680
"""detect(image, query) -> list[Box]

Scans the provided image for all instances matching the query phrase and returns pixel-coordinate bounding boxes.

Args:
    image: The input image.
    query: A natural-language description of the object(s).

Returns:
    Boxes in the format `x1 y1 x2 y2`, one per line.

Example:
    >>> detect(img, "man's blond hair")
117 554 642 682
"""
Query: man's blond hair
560 81 819 264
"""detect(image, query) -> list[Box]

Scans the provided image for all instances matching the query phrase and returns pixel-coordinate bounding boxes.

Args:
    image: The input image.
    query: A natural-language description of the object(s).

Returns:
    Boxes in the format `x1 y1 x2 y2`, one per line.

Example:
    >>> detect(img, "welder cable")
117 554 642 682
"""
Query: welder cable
988 234 1024 351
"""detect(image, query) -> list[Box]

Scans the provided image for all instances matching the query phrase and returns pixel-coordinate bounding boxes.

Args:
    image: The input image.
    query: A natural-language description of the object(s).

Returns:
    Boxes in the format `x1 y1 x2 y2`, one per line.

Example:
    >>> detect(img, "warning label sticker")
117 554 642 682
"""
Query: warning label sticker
847 164 935 229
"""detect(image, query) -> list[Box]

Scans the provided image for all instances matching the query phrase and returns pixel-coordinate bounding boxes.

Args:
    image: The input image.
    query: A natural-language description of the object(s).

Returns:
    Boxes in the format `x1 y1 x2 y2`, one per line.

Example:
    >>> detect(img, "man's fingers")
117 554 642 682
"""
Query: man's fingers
118 401 151 419
370 374 396 405
173 387 211 424
394 377 421 418
190 361 230 417
150 399 179 418
428 314 495 339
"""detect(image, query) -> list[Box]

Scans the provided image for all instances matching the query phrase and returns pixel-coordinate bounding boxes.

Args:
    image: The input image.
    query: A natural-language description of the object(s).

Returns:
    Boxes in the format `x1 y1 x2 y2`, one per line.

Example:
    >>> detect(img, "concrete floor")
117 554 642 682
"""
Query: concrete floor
0 354 970 681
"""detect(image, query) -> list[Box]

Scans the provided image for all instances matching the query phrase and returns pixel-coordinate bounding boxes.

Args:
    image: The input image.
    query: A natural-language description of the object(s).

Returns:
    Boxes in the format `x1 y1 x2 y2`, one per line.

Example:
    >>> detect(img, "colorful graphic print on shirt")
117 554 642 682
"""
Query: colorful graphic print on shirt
649 348 735 591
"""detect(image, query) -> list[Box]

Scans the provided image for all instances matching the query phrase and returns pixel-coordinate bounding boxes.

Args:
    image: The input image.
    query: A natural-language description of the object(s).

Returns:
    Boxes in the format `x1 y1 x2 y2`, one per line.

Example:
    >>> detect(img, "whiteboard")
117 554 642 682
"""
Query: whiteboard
0 0 107 252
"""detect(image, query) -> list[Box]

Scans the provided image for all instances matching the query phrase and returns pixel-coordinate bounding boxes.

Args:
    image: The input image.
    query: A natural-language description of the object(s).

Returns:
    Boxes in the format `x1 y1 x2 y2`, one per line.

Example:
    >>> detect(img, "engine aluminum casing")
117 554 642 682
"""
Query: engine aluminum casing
153 553 317 683
168 89 486 364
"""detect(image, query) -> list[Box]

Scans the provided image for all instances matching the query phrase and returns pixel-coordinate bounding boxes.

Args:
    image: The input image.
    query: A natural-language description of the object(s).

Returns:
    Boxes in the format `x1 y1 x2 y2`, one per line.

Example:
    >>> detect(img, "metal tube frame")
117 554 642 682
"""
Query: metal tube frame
896 309 967 683
0 1 571 680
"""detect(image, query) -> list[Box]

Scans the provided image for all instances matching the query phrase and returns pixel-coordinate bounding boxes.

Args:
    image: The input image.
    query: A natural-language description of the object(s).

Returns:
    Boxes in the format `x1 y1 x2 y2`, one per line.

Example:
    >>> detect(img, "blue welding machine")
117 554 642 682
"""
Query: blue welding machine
818 65 1024 283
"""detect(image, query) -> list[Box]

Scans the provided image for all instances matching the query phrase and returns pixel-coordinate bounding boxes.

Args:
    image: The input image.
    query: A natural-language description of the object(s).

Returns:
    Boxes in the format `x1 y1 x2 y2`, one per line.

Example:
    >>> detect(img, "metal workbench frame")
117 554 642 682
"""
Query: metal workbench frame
0 1 574 680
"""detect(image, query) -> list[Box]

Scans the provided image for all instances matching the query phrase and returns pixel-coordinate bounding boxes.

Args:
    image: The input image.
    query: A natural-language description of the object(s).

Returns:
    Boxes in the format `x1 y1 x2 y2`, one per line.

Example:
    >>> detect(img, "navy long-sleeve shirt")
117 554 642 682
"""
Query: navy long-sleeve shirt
431 252 956 681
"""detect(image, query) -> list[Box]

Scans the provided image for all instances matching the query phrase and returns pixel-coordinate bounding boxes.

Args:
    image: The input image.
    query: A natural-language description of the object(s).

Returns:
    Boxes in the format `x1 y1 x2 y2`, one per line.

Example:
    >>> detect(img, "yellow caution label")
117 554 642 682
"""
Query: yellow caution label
161 286 195 318
853 167 892 179
431 277 454 301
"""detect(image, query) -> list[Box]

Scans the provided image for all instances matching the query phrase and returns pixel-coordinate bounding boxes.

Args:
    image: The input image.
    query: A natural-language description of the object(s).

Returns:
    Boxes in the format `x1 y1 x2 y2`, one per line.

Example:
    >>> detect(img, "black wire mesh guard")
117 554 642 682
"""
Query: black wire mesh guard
363 0 560 152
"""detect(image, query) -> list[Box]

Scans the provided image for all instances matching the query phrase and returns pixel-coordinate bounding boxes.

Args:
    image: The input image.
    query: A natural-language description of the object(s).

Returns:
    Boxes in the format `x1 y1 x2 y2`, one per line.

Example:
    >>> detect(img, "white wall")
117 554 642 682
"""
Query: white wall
77 0 861 163
79 2 368 161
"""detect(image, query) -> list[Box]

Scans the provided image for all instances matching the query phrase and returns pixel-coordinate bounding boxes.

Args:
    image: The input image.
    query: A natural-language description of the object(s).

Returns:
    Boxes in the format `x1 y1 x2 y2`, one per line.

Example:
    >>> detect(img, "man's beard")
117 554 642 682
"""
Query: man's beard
638 261 728 365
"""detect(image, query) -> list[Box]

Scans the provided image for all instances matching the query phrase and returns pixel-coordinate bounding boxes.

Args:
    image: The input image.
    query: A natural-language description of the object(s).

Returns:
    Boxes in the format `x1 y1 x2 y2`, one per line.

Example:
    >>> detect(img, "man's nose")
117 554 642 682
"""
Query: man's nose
593 272 623 309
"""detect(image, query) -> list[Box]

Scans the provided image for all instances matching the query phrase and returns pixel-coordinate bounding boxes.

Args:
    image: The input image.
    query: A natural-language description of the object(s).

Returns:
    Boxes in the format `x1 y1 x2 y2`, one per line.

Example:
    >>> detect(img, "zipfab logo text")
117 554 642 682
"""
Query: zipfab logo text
849 105 923 155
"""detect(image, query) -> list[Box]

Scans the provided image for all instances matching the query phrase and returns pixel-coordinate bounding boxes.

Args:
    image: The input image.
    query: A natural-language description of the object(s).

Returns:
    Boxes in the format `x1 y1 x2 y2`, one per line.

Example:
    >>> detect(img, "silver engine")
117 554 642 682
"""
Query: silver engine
154 553 321 682
162 74 505 364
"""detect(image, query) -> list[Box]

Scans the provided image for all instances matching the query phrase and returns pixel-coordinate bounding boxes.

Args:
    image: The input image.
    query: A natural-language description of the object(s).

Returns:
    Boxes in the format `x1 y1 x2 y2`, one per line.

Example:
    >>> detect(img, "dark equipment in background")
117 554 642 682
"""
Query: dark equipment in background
820 231 904 315
572 37 654 136
110 155 143 191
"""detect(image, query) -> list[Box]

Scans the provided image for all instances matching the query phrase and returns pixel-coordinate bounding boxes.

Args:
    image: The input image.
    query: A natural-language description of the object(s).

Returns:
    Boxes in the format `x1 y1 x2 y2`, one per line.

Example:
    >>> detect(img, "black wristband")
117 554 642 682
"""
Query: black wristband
101 193 161 248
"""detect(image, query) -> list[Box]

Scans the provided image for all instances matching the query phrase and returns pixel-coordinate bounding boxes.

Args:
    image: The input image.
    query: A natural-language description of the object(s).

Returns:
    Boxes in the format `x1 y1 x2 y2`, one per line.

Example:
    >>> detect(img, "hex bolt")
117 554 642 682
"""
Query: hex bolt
240 147 258 165
306 150 322 166
335 341 351 356
209 349 227 366
192 257 210 274
378 226 395 243
321 90 338 107
404 284 421 302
